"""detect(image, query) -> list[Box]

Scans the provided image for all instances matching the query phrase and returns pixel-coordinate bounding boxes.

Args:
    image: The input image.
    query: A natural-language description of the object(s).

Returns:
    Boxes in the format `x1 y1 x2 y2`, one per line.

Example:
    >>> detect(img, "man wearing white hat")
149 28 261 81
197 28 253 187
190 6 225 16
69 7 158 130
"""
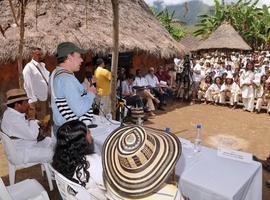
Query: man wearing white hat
220 73 234 106
1 89 53 163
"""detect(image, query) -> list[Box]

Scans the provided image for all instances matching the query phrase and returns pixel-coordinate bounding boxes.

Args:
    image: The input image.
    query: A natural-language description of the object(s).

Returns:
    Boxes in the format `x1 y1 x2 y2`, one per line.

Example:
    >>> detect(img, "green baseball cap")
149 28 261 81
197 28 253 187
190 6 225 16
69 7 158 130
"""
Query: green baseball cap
56 42 88 59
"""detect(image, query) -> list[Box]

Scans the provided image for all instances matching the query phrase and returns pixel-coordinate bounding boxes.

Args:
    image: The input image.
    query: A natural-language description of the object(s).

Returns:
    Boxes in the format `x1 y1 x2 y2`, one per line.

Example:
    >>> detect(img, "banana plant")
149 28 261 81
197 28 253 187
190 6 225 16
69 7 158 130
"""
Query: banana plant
193 0 270 50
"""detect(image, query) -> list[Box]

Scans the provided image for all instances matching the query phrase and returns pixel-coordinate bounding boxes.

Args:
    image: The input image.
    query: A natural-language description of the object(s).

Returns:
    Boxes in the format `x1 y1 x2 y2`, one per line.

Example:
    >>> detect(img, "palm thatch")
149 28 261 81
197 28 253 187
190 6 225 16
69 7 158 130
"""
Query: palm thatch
196 23 252 51
180 33 202 52
0 0 185 63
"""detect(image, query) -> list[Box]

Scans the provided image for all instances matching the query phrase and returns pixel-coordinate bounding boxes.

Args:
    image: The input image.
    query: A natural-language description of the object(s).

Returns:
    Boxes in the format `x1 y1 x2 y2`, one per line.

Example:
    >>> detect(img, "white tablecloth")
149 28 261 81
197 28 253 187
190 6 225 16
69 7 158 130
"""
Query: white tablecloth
90 122 262 200
176 139 262 200
90 115 121 155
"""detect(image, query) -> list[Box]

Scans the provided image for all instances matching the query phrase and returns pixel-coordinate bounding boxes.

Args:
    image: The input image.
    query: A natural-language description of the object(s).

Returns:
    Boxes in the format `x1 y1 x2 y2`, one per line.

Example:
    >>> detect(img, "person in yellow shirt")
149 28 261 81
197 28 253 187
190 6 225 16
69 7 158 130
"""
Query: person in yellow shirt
94 58 112 115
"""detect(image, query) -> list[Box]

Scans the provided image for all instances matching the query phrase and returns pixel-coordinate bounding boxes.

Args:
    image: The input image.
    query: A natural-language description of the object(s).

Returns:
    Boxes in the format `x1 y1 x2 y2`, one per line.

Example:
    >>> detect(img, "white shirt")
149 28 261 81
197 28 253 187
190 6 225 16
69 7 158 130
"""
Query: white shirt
133 76 148 87
208 83 221 93
73 154 107 200
256 85 264 98
240 70 255 98
23 59 50 103
1 107 53 163
1 107 40 151
145 74 159 88
231 82 241 94
220 83 233 92
192 63 202 82
121 80 133 95
260 64 269 76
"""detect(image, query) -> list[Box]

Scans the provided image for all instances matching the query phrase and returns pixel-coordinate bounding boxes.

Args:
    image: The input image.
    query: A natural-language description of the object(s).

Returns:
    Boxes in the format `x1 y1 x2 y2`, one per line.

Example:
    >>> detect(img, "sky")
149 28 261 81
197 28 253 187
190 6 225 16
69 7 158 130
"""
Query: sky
145 0 270 7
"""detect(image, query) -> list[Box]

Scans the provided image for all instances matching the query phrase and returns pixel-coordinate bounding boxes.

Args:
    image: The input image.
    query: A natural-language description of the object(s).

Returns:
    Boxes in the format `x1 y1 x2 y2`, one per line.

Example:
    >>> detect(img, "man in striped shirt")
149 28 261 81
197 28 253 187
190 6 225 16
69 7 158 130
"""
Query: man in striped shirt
50 42 96 132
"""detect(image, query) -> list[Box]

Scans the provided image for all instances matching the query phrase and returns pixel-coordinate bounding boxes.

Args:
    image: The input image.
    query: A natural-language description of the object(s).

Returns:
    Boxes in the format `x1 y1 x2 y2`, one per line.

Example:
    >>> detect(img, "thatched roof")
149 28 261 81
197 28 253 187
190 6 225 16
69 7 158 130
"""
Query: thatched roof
196 23 252 51
180 33 202 52
0 0 185 63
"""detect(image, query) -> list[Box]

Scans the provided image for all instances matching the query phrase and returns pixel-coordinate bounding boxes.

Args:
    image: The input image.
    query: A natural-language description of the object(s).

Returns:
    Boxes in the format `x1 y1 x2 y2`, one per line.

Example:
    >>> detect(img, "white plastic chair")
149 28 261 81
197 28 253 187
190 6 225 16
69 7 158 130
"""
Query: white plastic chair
0 131 53 191
0 177 50 200
49 165 101 200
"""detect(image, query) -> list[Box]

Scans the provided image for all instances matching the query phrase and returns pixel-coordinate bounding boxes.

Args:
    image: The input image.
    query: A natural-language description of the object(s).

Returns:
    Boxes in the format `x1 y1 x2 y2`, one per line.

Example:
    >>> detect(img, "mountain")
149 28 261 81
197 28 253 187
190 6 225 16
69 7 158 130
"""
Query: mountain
152 0 214 26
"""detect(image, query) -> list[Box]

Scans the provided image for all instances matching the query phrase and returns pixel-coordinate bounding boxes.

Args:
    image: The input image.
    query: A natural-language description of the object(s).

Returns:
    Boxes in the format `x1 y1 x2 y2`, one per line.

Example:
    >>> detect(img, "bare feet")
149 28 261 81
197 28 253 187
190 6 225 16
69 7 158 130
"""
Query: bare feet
153 98 160 104
148 111 156 118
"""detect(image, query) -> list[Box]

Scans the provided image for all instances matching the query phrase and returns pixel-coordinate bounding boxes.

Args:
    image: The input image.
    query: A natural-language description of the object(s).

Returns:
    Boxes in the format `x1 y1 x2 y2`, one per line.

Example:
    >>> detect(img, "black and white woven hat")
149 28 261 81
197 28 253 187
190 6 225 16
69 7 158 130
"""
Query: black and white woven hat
102 126 181 198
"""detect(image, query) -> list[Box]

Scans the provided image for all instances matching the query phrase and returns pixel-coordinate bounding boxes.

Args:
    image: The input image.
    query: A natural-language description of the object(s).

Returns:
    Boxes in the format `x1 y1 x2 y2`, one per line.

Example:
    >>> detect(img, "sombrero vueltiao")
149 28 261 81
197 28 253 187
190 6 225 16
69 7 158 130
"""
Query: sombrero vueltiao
6 89 29 105
102 126 181 198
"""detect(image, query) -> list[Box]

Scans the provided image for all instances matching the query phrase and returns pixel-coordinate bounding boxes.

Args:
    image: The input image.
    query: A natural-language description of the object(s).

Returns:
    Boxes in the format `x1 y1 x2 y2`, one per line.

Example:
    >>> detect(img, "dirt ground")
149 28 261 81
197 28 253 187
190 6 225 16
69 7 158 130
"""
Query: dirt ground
1 102 270 199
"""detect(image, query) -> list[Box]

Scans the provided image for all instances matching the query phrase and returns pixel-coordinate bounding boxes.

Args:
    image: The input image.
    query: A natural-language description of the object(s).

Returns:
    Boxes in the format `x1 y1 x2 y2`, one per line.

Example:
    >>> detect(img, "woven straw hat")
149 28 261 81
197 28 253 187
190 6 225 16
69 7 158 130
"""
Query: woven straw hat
6 89 29 105
102 126 181 198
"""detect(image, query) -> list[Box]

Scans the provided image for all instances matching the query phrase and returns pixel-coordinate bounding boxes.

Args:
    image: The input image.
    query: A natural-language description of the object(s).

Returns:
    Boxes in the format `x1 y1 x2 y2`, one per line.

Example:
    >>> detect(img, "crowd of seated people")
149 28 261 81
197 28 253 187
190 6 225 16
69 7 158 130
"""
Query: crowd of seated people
166 51 270 114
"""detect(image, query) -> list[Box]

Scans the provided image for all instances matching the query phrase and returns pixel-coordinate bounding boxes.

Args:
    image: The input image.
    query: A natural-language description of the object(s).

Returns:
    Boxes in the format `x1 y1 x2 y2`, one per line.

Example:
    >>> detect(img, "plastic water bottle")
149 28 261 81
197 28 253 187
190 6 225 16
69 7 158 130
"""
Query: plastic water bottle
136 117 143 126
194 124 202 153
106 113 112 125
165 127 170 133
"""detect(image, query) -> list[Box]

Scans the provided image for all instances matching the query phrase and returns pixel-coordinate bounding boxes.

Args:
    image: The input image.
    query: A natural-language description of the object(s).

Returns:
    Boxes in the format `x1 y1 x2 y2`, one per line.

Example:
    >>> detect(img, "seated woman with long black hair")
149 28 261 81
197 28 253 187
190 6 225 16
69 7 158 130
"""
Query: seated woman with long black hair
52 120 106 200
53 120 183 200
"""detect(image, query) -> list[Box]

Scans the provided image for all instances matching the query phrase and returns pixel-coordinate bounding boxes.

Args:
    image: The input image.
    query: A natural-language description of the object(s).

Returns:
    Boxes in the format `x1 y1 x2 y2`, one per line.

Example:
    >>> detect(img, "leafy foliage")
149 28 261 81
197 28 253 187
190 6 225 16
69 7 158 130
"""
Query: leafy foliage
152 8 186 41
194 0 270 50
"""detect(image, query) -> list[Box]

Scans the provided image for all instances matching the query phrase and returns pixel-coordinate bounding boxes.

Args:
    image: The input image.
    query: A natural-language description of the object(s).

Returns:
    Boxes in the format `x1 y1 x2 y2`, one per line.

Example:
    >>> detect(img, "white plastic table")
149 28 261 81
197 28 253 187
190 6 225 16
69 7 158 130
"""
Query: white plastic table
175 139 262 200
90 122 262 200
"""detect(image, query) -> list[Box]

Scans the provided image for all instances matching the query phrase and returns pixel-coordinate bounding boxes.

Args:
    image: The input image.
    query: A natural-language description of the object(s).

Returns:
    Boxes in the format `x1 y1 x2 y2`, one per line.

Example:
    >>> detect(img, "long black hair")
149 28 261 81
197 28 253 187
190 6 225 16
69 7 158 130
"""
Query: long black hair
52 120 94 187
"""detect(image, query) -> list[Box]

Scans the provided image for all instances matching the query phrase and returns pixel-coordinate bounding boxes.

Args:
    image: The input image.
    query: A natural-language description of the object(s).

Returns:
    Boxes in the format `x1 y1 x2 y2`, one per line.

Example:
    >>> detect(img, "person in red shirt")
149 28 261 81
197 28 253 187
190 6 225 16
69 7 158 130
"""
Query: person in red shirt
155 66 171 84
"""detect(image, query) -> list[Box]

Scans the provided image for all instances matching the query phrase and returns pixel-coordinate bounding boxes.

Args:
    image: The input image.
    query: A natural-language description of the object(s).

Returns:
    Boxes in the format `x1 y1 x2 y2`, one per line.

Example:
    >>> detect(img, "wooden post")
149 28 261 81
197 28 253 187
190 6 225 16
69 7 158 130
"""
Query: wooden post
110 0 119 119
8 0 19 26
17 0 27 89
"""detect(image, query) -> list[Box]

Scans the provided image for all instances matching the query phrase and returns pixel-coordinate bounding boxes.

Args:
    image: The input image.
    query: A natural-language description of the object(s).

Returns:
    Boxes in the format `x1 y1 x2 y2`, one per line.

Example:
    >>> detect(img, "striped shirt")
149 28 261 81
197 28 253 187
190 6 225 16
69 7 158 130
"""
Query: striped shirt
50 67 95 126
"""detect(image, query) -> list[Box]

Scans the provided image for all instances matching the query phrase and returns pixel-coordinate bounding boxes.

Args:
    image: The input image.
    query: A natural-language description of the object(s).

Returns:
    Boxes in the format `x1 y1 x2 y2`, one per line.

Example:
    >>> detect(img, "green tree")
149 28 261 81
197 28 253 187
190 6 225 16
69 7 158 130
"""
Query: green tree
152 8 186 41
193 0 270 50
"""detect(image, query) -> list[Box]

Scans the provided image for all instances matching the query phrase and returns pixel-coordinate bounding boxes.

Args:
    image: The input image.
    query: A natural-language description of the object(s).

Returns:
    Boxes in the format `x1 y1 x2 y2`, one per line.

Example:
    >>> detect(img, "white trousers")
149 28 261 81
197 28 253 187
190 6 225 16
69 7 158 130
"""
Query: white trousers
242 97 254 112
205 91 220 103
220 92 234 105
100 95 112 115
197 91 205 100
232 93 240 104
137 90 155 111
255 98 270 112
19 137 54 163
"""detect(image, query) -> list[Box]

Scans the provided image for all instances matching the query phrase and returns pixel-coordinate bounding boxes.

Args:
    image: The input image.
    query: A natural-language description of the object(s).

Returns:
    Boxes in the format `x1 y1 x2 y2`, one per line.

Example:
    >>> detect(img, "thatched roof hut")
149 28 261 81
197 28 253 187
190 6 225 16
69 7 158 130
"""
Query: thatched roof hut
196 23 252 51
180 33 202 52
0 0 184 63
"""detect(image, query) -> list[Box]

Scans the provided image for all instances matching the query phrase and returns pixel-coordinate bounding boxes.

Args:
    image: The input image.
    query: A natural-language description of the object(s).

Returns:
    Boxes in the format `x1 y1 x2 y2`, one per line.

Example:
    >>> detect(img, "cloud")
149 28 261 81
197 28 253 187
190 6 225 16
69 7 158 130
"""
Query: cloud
145 0 269 7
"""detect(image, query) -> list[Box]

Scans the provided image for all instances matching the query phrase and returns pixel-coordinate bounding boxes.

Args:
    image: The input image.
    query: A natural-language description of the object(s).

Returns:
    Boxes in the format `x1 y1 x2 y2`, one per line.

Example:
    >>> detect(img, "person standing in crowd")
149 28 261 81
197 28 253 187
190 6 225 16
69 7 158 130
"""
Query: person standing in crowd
94 58 112 116
23 47 49 120
1 89 53 163
231 73 241 109
240 61 255 112
190 59 203 105
50 42 96 132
